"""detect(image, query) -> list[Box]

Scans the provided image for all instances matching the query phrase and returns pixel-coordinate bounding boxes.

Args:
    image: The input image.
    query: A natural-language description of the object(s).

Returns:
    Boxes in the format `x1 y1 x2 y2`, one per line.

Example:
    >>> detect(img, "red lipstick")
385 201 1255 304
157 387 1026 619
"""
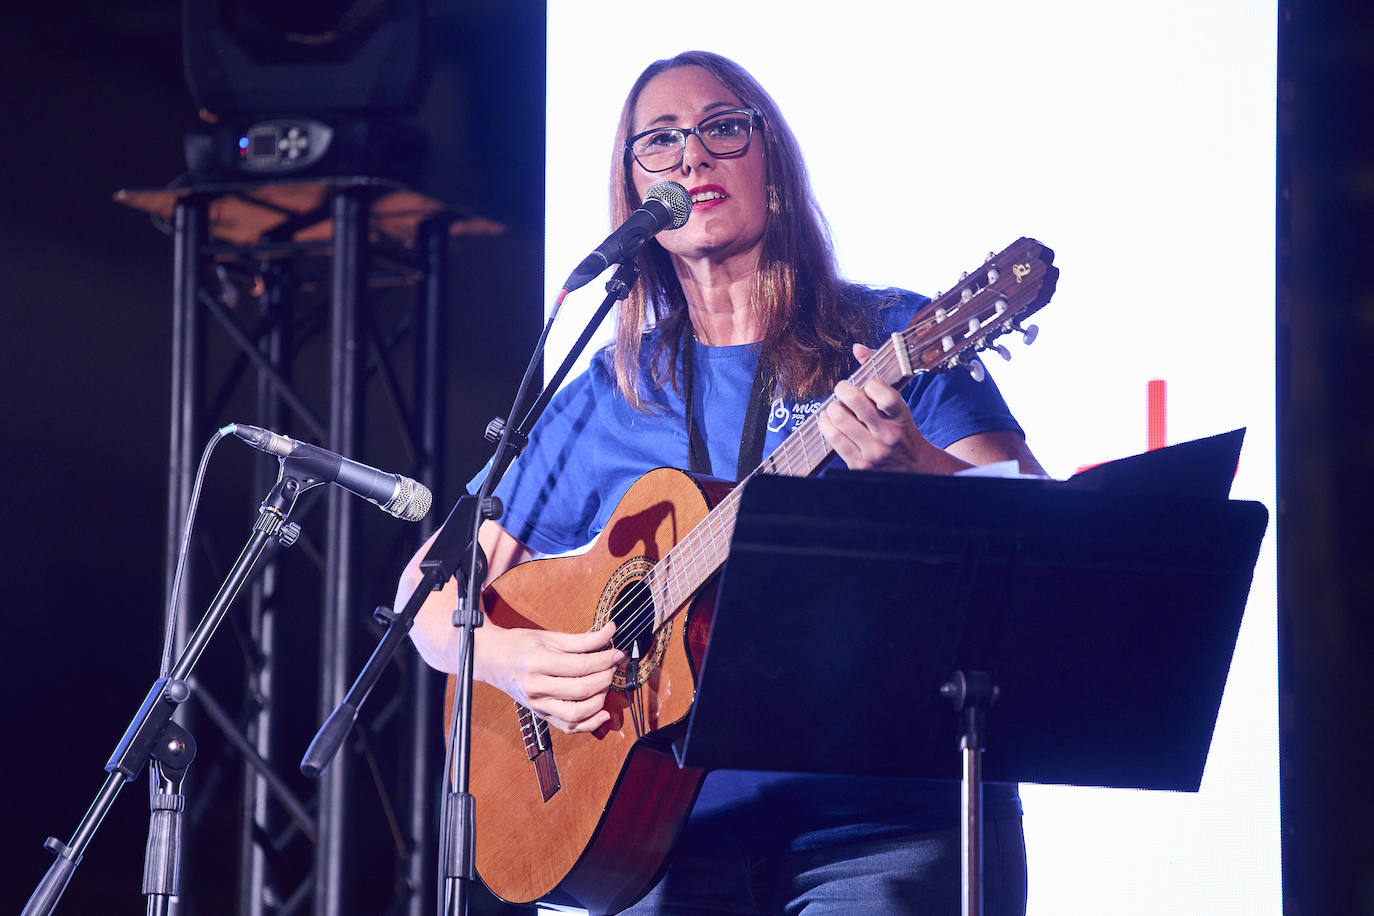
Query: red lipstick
687 184 728 211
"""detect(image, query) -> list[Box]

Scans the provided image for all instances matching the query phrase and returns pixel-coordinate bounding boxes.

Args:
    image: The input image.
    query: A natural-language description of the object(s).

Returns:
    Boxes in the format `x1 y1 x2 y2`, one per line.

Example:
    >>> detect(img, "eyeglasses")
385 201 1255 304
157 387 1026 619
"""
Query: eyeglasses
625 108 762 173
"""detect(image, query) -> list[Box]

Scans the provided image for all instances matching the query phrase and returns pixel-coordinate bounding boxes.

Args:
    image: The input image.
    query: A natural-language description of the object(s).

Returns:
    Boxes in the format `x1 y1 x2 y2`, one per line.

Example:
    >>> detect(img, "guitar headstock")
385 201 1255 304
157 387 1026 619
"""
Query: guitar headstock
895 237 1058 382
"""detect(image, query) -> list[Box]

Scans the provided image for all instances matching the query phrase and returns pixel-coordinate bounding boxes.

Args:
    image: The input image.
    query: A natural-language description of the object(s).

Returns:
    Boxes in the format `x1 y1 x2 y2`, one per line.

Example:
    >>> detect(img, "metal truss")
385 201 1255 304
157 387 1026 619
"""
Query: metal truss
141 179 474 916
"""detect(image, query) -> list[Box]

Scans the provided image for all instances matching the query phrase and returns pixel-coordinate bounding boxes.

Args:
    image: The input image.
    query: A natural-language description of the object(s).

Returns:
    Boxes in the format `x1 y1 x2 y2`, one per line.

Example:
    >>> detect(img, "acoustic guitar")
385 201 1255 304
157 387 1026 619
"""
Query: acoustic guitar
451 237 1059 914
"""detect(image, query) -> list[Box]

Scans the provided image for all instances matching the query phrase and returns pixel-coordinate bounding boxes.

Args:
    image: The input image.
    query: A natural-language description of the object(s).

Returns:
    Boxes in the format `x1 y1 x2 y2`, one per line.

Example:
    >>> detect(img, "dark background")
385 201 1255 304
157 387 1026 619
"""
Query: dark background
1 1 544 913
2 1 1371 914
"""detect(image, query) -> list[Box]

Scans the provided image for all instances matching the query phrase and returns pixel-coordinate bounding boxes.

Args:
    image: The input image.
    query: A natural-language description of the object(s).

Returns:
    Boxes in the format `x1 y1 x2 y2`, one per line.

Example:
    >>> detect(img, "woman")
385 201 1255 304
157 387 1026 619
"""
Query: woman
405 51 1040 914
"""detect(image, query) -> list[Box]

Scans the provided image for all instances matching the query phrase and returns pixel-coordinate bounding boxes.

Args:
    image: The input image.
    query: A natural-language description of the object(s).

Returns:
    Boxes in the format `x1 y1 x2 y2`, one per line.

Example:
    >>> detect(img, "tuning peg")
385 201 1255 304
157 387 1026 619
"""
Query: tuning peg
990 342 1012 361
986 267 1000 284
1012 321 1039 345
966 359 986 383
961 287 973 303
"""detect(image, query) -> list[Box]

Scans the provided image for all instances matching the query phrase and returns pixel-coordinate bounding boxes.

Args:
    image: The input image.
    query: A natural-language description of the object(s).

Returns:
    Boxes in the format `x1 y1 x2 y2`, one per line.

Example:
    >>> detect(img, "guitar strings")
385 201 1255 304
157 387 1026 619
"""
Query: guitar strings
606 341 912 648
605 295 1010 651
600 342 909 653
610 266 1046 659
605 384 842 648
608 260 1039 644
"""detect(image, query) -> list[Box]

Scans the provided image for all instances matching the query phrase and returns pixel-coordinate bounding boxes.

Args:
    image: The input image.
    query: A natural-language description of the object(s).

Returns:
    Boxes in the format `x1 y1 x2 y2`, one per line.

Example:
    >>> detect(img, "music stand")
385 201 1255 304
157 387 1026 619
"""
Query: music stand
677 431 1268 914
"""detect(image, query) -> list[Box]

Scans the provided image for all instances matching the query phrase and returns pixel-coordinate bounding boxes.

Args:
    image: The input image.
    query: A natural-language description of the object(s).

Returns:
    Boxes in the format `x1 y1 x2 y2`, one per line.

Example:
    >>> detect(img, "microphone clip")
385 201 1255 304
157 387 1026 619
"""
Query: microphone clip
606 260 641 301
255 455 332 532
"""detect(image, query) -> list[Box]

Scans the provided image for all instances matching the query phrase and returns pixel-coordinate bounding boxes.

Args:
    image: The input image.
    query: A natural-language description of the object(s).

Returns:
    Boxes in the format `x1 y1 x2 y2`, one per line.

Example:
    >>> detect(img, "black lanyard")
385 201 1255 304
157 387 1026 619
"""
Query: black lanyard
682 336 776 481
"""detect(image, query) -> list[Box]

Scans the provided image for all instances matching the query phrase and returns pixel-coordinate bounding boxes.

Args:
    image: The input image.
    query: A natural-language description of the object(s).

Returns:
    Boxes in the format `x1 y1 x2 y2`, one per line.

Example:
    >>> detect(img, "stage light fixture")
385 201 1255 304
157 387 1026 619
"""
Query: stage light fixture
183 0 428 117
181 0 429 182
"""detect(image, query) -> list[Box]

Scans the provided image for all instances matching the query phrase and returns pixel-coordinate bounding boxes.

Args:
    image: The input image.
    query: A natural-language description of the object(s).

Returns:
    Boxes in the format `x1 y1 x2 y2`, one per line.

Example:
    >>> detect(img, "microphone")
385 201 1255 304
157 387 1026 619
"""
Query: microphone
222 424 433 522
561 180 692 294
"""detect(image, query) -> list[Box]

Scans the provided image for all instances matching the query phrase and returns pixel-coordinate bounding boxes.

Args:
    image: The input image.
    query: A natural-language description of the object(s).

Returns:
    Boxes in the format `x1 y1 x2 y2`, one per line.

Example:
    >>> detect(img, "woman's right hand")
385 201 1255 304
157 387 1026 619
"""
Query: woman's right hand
405 519 624 734
476 622 625 734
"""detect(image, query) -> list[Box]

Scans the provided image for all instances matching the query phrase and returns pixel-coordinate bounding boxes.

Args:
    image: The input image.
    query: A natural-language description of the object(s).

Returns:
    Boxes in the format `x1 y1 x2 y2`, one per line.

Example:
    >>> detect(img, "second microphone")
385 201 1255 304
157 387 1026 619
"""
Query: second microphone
223 424 432 522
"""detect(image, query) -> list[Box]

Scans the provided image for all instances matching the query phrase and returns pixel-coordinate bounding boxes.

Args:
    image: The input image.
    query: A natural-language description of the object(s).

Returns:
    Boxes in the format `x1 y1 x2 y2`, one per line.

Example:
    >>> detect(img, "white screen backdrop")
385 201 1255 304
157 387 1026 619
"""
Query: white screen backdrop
542 4 1277 912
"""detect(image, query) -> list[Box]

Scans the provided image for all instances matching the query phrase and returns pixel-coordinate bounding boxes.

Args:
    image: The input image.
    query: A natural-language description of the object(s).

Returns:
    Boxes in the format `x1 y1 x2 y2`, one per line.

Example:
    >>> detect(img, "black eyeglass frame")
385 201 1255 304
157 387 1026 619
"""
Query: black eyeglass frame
624 108 764 174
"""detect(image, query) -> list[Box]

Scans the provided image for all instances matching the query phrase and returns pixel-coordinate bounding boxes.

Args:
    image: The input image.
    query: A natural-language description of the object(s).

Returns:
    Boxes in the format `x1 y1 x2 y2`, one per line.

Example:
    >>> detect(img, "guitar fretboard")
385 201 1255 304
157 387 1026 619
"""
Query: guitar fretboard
644 338 913 628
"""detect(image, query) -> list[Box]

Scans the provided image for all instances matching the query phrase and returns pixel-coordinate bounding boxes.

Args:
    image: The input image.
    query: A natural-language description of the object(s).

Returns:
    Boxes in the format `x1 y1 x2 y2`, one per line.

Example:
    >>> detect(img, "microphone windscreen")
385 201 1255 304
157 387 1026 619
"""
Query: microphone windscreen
645 180 692 229
384 477 433 522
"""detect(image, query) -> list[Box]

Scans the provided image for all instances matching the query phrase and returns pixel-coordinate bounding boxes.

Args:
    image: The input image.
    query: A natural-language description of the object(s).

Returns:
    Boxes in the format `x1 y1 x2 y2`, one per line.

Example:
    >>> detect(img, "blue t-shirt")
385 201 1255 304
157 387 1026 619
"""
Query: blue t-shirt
482 287 1022 554
474 286 1024 853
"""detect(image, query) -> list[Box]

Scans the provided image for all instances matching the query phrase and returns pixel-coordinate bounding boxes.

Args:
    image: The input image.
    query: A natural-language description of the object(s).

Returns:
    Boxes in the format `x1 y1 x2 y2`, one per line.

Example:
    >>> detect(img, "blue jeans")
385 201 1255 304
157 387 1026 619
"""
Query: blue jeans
616 816 1027 915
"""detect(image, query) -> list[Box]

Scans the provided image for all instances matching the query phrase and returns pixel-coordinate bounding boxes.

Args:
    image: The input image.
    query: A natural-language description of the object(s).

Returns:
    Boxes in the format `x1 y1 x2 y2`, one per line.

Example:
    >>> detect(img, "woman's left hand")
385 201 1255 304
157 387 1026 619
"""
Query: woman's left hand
817 343 961 473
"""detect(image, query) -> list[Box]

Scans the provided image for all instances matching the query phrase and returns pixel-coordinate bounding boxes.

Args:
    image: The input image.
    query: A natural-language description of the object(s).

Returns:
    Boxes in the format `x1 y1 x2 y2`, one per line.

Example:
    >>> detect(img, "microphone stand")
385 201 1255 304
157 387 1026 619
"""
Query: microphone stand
298 259 643 775
441 262 639 916
298 260 634 916
296 260 638 915
142 728 197 915
299 493 492 780
23 462 315 915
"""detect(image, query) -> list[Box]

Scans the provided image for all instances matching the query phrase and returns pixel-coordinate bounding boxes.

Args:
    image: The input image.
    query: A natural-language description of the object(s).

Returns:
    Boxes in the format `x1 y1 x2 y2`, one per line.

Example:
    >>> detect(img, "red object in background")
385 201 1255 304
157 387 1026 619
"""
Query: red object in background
1148 379 1168 451
1075 379 1169 474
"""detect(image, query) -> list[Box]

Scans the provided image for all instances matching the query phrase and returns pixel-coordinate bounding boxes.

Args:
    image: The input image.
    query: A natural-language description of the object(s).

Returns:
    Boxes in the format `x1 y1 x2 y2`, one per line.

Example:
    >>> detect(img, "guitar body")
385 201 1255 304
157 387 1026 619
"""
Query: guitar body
459 467 729 914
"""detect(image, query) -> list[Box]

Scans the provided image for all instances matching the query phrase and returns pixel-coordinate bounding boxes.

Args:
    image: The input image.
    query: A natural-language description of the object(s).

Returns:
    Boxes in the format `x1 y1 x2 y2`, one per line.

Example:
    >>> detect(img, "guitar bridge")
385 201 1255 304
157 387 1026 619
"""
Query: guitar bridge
516 702 561 802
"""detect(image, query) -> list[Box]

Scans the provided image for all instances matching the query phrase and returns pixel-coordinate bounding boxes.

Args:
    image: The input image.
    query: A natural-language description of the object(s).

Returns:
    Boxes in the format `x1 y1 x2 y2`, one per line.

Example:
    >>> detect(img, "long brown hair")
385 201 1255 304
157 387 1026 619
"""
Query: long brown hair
608 50 875 409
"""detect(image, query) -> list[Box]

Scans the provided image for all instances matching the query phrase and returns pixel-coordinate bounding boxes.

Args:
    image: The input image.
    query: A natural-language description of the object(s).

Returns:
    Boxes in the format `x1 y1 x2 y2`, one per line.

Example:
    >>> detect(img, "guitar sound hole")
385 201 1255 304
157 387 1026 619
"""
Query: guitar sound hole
611 583 654 654
596 556 669 691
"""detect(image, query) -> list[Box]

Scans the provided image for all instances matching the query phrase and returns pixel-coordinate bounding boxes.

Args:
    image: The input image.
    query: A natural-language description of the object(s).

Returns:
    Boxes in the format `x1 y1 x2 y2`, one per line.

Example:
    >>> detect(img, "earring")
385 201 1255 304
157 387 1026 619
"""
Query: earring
767 185 782 215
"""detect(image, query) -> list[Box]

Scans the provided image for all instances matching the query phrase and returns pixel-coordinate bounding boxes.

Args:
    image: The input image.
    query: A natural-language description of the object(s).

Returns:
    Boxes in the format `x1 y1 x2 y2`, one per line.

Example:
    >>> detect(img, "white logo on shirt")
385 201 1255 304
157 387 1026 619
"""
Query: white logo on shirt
767 396 823 433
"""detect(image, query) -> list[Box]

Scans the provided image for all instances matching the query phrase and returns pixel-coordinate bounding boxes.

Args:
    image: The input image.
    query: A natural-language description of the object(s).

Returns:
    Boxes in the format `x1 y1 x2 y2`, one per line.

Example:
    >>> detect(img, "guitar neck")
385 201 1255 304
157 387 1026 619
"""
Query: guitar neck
644 236 1058 630
645 337 913 628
